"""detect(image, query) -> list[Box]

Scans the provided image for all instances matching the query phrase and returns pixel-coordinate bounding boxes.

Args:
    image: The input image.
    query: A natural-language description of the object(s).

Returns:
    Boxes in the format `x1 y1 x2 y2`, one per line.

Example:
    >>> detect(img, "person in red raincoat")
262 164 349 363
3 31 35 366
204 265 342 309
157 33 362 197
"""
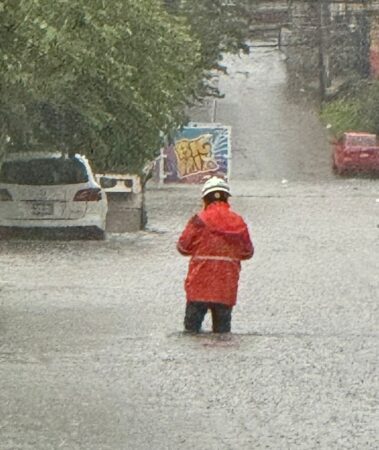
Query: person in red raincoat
177 176 254 333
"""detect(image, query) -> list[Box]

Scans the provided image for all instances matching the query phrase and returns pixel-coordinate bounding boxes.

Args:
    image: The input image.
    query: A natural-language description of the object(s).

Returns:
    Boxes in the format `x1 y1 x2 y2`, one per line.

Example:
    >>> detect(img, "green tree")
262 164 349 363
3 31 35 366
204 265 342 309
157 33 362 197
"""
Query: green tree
0 0 203 173
164 0 251 97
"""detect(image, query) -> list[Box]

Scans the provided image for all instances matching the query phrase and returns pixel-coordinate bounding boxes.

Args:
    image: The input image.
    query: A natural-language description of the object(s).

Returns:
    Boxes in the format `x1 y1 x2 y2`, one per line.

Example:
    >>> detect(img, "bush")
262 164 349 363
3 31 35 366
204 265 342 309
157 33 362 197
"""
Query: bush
321 80 379 138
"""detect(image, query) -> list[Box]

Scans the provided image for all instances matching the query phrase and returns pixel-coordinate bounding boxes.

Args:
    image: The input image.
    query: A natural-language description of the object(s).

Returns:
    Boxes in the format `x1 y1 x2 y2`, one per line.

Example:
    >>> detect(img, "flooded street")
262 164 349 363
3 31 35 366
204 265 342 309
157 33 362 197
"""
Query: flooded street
1 48 378 449
216 47 333 182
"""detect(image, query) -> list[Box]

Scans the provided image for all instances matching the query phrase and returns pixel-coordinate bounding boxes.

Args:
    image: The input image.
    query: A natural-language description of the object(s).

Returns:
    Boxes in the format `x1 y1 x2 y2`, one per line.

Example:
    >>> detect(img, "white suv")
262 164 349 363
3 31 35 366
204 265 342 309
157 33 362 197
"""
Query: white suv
0 152 107 239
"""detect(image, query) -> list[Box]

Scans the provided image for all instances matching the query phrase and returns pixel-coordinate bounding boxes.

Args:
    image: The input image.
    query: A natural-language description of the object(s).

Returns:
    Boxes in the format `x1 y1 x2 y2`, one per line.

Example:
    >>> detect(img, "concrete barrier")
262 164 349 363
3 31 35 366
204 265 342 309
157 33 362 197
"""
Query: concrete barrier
96 174 146 232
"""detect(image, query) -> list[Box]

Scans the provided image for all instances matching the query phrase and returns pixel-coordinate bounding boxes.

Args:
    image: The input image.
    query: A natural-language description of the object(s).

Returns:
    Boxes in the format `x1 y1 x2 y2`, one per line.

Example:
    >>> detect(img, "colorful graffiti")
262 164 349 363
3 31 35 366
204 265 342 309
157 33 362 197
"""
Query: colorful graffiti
175 134 219 178
159 124 231 183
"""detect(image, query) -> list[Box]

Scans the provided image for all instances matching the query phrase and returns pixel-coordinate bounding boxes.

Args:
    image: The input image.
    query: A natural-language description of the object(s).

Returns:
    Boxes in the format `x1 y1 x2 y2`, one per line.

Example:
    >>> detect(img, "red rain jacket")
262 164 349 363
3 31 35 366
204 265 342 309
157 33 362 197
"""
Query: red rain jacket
177 201 254 306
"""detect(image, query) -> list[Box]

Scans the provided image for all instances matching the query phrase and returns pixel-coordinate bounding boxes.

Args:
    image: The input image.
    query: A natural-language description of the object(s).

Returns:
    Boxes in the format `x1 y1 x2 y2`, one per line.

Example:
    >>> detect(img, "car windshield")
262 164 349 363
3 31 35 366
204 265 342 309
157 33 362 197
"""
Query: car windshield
0 157 89 185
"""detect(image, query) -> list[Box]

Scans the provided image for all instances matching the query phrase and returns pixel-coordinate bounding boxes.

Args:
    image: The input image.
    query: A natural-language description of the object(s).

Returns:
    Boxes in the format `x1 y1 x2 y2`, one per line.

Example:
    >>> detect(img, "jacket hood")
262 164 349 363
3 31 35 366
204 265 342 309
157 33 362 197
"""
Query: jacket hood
199 202 247 235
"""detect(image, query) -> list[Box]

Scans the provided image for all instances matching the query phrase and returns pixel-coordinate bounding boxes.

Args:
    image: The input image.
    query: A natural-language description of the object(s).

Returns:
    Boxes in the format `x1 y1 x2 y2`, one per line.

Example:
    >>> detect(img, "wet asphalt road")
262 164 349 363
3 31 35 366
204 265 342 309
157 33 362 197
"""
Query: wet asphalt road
1 48 378 449
216 50 333 182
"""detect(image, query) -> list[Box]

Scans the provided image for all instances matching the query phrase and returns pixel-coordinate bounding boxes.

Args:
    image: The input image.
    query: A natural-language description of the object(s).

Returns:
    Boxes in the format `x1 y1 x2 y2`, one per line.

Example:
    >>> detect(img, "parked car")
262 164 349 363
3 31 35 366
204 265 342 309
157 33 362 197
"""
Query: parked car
332 132 379 175
0 152 107 239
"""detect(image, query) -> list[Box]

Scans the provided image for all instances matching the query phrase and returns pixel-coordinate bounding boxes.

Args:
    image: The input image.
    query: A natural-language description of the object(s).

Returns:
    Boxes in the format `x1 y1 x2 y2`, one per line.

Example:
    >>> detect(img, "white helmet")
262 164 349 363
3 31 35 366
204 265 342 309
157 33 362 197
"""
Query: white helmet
201 176 231 198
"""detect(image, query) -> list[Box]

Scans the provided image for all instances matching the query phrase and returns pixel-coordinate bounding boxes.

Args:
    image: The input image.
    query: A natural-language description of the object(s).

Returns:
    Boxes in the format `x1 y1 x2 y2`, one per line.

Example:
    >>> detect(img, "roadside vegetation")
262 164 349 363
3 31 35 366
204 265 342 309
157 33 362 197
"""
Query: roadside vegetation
0 0 249 174
321 79 379 139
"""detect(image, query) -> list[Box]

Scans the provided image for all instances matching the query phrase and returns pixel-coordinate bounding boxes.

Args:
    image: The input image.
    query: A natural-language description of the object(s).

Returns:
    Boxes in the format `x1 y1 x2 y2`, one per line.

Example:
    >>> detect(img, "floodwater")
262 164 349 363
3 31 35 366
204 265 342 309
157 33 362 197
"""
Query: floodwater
1 47 378 450
214 48 334 182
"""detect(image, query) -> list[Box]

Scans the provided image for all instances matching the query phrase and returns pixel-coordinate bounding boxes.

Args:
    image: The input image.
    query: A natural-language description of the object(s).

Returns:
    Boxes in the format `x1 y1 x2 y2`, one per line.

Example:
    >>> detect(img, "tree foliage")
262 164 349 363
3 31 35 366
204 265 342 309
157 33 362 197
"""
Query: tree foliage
0 0 203 172
164 0 251 97
0 0 251 173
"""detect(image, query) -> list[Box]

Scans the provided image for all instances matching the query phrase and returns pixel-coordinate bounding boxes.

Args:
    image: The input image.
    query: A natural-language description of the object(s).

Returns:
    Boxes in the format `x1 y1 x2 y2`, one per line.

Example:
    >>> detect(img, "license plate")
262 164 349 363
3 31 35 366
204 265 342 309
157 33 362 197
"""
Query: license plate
31 201 54 216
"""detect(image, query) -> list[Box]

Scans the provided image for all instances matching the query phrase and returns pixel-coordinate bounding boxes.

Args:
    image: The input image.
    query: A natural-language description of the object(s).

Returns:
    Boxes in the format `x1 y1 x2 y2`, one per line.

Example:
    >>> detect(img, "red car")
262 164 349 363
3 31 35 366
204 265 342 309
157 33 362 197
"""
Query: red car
332 132 379 175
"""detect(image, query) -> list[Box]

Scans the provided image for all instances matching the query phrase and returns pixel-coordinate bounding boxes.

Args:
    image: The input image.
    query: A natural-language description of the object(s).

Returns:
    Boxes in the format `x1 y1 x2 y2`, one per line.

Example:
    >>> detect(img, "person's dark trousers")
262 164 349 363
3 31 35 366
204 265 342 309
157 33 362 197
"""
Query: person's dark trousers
184 301 232 333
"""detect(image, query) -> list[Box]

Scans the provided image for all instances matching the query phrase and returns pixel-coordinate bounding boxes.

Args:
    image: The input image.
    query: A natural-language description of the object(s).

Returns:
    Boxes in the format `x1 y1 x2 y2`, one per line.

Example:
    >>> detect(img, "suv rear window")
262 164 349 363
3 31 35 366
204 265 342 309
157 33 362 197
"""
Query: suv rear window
0 157 89 185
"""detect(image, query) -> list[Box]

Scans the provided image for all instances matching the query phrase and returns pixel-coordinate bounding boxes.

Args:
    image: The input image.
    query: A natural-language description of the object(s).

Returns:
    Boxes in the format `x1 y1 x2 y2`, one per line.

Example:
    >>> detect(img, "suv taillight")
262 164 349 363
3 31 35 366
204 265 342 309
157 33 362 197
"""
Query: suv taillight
0 189 12 201
73 188 102 201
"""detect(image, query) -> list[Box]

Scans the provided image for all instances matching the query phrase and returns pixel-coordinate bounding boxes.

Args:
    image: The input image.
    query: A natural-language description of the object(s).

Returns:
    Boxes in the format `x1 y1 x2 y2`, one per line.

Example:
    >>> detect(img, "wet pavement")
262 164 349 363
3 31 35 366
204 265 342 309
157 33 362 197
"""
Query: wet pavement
1 48 378 449
216 49 333 182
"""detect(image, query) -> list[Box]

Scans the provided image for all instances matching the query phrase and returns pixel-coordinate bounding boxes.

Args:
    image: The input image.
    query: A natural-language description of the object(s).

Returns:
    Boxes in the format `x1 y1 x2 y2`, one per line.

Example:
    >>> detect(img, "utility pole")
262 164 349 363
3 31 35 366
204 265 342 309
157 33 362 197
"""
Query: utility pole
317 0 327 100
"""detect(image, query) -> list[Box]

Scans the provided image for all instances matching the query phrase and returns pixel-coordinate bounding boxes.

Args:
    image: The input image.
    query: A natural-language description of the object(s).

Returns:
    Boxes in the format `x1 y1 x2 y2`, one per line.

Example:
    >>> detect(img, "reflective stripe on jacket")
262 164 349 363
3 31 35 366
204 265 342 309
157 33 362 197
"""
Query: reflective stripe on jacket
177 201 254 306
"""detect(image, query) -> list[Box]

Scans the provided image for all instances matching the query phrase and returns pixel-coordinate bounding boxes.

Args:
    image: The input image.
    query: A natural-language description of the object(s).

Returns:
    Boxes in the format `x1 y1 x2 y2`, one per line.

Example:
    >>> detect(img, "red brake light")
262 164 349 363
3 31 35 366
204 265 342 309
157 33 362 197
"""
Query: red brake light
0 189 12 201
73 188 102 201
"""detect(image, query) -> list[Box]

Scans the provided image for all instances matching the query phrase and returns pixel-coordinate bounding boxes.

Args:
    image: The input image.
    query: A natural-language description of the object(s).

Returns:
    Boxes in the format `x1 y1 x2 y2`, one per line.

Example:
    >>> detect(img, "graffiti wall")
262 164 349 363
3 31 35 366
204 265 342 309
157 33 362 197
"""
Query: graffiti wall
161 124 231 183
